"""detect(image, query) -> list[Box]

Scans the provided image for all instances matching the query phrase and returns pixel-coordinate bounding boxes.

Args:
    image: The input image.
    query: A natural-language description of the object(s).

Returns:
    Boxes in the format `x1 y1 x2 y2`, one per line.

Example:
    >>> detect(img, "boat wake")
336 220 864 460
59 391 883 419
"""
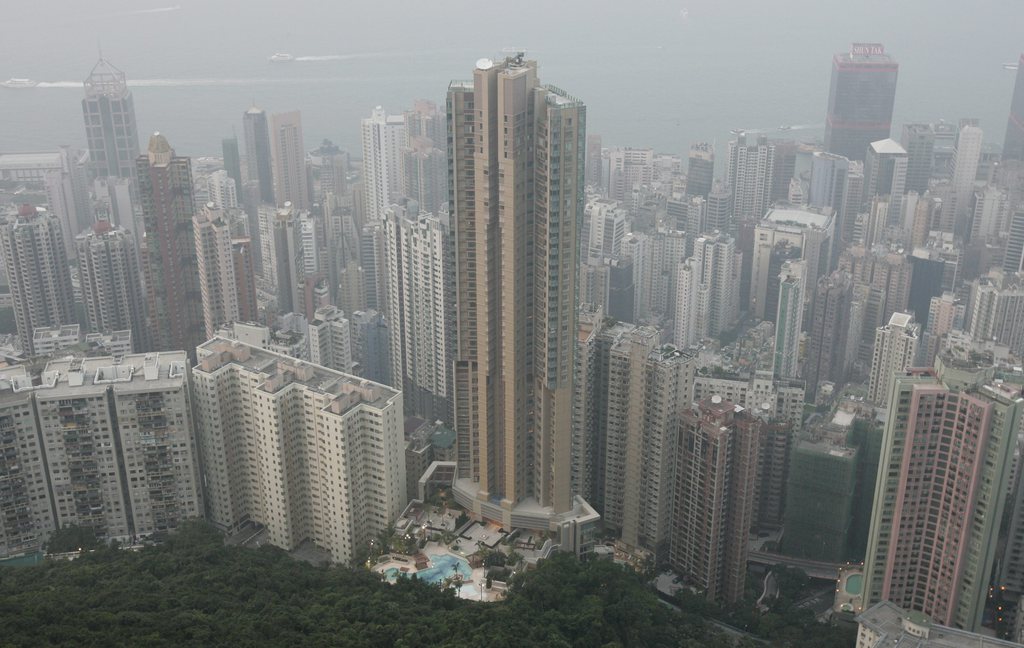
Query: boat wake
35 77 360 89
108 5 181 17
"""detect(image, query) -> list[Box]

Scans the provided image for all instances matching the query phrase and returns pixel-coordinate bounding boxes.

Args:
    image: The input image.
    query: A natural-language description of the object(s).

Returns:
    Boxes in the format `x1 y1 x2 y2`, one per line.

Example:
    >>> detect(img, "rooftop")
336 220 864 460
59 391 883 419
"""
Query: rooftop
763 206 833 230
195 337 399 413
870 138 907 156
0 352 188 403
0 152 63 169
857 601 1018 648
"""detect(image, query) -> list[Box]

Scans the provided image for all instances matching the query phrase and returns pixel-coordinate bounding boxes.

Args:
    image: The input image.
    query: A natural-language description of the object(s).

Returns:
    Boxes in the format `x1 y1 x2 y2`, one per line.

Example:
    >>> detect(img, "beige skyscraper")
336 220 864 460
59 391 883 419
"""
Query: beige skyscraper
270 111 310 210
194 203 241 339
449 55 593 528
868 311 920 407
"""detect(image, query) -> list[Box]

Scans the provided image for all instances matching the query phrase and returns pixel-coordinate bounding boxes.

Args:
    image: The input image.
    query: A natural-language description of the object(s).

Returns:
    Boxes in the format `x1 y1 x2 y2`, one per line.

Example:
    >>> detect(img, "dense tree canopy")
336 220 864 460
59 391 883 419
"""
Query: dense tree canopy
0 523 851 647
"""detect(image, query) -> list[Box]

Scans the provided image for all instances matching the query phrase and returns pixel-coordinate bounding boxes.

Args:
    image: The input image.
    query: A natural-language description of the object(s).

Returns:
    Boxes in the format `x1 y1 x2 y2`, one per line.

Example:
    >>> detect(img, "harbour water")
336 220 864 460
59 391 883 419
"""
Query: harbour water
0 0 1021 157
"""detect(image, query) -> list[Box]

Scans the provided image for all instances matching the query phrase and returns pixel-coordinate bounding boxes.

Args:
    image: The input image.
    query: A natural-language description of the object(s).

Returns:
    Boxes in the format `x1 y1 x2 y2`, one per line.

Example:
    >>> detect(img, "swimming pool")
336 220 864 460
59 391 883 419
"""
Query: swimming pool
415 553 473 584
845 573 863 596
384 553 472 585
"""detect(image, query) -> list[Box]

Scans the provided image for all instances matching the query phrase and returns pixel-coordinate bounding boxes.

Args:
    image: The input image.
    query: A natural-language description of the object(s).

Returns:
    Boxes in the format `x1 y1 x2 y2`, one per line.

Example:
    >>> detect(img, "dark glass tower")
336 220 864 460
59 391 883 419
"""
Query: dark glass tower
243 107 275 205
824 43 898 162
1004 53 1024 161
82 58 140 181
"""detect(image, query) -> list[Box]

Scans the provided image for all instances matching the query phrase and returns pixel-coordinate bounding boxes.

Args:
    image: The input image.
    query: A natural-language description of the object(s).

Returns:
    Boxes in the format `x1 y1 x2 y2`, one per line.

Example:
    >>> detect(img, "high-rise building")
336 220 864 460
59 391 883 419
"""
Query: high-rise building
46 146 93 258
582 197 627 261
194 204 242 339
966 269 1024 357
589 326 695 558
773 260 805 380
585 134 603 190
943 122 984 236
448 55 592 528
863 139 908 226
686 143 714 198
608 147 654 202
382 201 456 424
674 231 741 347
221 136 244 205
402 100 447 216
1004 53 1024 162
137 133 205 357
269 111 310 210
231 238 258 324
900 123 935 194
921 292 963 367
803 271 854 401
0 352 200 552
727 133 775 222
1 205 75 355
705 181 733 233
867 312 919 407
361 106 407 221
75 221 146 351
192 338 406 564
349 309 391 385
824 43 899 162
750 207 835 320
242 106 275 205
1003 210 1024 275
863 358 1023 630
82 58 140 181
206 169 238 210
308 305 353 373
671 396 762 603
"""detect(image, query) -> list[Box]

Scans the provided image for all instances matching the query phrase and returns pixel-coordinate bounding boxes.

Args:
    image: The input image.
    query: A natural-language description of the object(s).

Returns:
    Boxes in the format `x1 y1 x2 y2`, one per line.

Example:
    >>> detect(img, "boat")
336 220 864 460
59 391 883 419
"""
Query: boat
778 125 792 131
268 53 294 63
1 78 39 89
1005 63 1020 71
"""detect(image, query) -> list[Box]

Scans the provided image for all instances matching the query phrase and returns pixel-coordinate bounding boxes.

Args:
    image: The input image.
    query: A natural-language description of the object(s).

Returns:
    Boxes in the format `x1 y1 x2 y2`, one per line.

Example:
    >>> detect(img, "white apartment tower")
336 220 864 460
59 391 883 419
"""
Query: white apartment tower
308 305 354 373
192 338 406 564
727 133 775 221
868 311 920 407
75 221 147 351
361 106 407 221
1 205 76 355
675 231 741 347
382 201 455 424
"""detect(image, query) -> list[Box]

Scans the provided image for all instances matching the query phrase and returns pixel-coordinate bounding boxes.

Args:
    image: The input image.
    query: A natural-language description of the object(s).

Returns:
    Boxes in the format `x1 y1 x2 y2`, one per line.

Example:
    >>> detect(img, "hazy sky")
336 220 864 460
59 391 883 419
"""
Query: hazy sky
1 0 1022 156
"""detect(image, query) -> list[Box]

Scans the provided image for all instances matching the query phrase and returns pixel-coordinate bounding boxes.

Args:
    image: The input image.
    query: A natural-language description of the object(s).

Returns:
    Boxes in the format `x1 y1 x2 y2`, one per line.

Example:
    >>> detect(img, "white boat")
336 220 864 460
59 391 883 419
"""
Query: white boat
778 125 792 131
1 78 40 89
1005 63 1020 71
268 53 294 63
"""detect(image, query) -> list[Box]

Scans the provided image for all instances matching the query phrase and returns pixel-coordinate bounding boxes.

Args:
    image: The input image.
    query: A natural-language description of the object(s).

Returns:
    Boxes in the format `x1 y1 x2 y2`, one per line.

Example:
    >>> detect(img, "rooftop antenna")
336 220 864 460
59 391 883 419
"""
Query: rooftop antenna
97 38 104 62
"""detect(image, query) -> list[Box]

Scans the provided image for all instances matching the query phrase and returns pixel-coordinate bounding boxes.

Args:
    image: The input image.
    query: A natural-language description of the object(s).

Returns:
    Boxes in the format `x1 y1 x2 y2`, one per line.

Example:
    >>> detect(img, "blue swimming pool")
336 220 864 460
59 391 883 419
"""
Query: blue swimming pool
386 553 472 585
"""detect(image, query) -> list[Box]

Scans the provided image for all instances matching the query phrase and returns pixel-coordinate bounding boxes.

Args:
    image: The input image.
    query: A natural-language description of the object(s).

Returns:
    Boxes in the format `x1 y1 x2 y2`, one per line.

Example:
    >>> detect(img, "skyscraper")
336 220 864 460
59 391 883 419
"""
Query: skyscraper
824 43 899 161
862 139 908 226
863 357 1022 630
1 205 75 355
194 204 242 339
221 135 244 204
671 396 762 603
448 54 588 523
382 201 456 424
803 271 854 401
867 311 919 407
75 221 147 351
1004 53 1024 162
137 133 205 356
686 142 714 198
82 58 140 181
943 122 983 236
900 123 935 194
773 260 805 380
589 326 694 558
727 133 774 221
361 106 407 221
242 107 275 205
402 100 447 216
674 231 741 347
270 111 310 210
